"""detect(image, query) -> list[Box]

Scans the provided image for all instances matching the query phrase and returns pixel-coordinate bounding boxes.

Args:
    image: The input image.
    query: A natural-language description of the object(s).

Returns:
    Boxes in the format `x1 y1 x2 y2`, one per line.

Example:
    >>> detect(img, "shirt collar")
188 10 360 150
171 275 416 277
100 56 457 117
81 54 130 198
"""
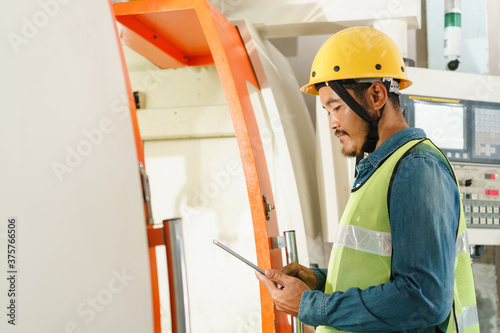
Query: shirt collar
359 128 426 170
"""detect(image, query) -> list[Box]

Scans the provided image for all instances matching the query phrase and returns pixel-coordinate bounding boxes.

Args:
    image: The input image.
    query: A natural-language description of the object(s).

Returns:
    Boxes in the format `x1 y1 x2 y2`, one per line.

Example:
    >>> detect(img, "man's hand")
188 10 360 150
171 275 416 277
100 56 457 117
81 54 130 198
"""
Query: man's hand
255 269 310 317
281 262 318 290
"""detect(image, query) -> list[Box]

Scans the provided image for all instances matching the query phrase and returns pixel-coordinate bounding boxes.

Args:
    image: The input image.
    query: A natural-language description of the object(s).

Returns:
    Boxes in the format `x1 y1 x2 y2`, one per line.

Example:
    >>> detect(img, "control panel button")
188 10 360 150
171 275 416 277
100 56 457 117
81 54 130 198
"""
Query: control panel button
487 206 493 214
473 205 479 213
480 217 487 224
488 217 494 225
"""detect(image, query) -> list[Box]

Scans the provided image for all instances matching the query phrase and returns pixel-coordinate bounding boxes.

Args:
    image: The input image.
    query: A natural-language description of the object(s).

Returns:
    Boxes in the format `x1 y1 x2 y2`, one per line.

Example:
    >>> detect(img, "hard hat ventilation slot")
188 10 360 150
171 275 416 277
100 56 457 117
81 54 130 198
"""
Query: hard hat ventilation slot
312 71 316 77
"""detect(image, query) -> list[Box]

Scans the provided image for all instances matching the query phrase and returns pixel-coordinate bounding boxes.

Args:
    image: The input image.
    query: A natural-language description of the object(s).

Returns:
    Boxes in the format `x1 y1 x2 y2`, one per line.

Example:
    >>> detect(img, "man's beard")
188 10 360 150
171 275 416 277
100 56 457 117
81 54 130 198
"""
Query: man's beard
341 147 360 158
336 99 373 158
336 129 368 158
334 129 354 157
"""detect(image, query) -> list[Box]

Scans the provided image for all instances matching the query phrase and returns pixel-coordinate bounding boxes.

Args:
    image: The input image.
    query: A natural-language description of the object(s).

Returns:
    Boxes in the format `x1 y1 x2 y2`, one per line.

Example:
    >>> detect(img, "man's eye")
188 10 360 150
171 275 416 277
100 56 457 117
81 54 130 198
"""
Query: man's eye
327 106 340 115
326 106 340 117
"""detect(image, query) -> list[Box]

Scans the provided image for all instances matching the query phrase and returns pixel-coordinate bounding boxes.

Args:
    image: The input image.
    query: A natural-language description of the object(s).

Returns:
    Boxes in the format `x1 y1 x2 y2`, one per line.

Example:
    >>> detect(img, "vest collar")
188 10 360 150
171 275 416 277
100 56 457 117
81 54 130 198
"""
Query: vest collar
354 128 426 189
365 128 426 168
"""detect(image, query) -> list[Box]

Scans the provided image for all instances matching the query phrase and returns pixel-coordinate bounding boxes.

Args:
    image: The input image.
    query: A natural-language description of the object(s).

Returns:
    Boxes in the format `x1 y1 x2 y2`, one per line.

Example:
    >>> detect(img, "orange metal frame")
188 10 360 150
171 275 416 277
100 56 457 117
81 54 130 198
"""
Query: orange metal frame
146 226 164 332
147 223 184 332
112 0 290 332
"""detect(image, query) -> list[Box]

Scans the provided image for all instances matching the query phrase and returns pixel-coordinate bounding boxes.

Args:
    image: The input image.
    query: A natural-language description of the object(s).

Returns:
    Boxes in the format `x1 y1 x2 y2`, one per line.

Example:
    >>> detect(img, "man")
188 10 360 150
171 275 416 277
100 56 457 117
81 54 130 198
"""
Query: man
256 27 479 332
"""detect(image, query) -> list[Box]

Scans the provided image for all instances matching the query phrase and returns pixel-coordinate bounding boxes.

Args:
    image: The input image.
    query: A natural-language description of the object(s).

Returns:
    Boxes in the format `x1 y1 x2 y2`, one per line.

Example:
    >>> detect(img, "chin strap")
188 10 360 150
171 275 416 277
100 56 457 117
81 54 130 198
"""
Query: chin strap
316 80 393 154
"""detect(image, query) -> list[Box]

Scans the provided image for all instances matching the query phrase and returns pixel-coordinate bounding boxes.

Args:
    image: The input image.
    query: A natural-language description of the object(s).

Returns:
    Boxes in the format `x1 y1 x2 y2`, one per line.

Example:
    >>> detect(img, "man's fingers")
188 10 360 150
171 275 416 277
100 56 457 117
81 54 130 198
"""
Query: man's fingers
265 269 282 282
265 269 289 289
281 262 300 276
255 270 279 291
255 269 308 317
255 269 286 290
297 270 312 283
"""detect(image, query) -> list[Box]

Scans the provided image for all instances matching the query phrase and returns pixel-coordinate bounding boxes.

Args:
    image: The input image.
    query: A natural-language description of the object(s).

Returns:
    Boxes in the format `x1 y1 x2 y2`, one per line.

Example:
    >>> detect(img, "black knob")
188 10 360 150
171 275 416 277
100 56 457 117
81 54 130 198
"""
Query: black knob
464 179 474 187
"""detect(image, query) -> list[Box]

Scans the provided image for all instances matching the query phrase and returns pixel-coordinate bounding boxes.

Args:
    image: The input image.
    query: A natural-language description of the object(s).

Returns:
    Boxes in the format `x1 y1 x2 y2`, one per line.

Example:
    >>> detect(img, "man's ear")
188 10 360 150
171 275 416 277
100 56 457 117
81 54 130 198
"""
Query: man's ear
367 82 388 116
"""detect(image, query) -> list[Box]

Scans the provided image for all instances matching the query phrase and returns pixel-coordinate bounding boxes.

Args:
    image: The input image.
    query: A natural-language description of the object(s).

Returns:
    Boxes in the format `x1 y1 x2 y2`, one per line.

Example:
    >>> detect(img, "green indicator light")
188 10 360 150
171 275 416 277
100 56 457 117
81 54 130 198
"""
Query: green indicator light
445 12 461 27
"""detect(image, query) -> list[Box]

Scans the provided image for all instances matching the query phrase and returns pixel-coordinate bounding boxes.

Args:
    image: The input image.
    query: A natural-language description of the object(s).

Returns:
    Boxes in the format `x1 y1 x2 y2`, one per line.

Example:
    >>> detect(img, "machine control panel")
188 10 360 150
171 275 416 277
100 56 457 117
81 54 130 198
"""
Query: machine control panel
454 163 500 228
400 68 500 244
400 93 500 230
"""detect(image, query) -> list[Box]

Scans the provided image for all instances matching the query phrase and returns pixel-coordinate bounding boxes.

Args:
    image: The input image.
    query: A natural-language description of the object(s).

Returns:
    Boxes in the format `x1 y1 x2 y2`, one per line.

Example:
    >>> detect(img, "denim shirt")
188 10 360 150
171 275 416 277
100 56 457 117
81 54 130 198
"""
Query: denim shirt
299 128 459 333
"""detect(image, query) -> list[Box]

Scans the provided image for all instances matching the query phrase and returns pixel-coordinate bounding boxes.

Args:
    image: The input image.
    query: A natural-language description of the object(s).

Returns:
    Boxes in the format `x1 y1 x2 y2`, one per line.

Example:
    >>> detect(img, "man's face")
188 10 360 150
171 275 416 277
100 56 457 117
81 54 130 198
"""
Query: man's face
318 86 370 157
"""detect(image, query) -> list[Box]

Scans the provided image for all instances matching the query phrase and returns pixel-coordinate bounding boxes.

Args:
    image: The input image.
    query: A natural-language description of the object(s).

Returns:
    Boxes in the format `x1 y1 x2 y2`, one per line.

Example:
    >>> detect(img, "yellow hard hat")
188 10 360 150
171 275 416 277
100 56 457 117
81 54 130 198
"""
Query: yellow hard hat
300 26 412 95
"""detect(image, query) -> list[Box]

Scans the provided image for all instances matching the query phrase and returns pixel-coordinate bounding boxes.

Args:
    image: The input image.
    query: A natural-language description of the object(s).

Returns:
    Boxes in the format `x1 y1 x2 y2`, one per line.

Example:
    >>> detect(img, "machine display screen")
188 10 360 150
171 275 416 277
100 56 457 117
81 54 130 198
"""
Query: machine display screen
414 102 465 150
401 94 500 163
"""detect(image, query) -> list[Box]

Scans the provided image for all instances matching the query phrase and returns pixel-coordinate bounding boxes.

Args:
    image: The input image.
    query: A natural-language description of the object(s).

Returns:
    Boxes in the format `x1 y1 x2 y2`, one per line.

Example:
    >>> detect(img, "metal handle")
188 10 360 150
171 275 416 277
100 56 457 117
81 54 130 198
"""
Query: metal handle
139 162 154 225
283 230 303 333
164 218 190 333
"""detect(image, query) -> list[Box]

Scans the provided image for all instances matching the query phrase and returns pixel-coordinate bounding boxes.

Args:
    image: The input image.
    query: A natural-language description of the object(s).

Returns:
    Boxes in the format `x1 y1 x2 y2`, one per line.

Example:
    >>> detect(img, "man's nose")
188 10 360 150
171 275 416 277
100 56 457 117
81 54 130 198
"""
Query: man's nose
329 113 340 130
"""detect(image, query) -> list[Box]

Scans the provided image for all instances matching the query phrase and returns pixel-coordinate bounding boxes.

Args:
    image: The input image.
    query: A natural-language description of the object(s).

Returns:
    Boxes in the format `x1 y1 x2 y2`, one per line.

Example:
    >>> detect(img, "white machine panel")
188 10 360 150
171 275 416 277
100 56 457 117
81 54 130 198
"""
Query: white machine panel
0 1 154 332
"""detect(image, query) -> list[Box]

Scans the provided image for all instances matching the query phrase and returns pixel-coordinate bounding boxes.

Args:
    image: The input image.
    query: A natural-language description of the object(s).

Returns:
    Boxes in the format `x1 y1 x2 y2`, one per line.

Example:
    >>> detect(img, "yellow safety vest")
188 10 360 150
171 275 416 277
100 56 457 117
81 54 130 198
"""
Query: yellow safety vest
317 139 479 333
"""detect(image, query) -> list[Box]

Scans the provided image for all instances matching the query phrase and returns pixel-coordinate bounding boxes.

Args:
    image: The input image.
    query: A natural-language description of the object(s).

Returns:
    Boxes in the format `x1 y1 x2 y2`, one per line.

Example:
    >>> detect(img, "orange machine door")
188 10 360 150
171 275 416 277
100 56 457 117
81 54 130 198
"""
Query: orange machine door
113 0 291 332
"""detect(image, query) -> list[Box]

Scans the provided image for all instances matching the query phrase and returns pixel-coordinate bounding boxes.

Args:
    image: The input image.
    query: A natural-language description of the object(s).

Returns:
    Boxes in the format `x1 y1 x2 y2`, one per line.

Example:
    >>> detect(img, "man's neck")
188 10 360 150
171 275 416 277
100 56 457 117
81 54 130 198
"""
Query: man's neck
375 106 409 150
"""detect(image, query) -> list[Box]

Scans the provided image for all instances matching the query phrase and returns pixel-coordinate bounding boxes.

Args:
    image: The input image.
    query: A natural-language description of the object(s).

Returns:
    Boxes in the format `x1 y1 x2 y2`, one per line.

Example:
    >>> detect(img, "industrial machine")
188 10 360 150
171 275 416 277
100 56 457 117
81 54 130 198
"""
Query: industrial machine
402 67 500 245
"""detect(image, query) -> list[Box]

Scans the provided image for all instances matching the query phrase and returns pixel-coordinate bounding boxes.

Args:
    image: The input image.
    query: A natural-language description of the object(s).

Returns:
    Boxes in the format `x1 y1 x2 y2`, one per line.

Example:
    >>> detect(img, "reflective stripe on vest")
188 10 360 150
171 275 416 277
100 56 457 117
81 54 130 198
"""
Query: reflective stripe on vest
334 219 469 259
455 230 470 257
334 225 392 257
457 304 479 331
